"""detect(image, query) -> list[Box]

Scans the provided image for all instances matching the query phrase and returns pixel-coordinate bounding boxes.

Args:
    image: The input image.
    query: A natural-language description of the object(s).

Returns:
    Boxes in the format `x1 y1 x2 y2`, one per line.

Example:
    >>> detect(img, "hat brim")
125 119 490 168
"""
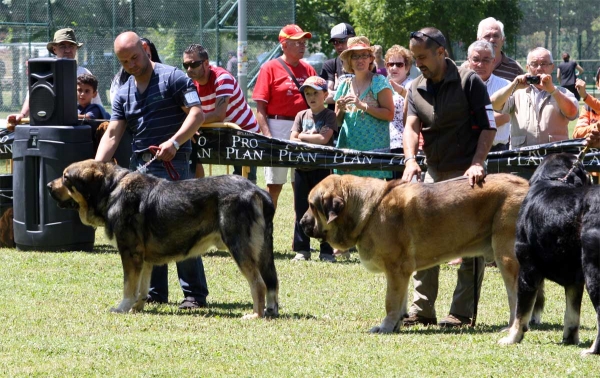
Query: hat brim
299 84 327 92
46 41 83 54
329 33 355 43
339 45 373 62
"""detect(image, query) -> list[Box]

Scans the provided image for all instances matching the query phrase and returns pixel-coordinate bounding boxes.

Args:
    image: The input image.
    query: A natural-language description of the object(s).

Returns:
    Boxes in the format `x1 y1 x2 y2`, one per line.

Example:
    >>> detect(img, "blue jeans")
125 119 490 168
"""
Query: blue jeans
130 152 209 303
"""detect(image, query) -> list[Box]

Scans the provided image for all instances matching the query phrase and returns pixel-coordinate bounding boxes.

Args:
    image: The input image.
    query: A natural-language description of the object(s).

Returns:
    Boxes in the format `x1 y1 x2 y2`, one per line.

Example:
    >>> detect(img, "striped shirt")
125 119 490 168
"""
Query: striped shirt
194 66 258 132
112 62 195 154
493 52 524 81
484 74 511 145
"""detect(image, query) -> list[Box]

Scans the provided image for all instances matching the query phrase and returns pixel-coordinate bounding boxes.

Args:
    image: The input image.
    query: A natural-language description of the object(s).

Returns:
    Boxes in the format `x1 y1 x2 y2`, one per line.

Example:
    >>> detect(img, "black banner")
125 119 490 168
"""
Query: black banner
195 127 600 177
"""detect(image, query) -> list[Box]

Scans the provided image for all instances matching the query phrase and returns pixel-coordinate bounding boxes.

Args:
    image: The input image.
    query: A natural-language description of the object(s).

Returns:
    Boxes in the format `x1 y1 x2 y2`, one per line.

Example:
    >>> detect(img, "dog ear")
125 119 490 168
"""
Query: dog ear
325 196 344 224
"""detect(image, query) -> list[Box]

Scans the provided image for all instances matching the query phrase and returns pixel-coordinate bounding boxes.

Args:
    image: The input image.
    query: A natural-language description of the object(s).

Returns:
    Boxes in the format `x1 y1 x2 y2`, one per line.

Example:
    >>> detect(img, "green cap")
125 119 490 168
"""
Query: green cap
46 28 83 54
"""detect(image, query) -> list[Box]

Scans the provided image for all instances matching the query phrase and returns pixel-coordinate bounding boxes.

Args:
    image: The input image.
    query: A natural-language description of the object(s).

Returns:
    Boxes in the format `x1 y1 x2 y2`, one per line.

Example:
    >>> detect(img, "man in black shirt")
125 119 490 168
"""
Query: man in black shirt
320 23 356 109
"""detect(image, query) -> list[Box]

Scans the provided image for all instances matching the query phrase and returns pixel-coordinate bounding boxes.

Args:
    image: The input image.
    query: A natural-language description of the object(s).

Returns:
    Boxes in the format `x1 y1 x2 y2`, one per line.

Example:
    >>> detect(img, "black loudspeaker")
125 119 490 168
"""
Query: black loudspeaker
28 58 77 126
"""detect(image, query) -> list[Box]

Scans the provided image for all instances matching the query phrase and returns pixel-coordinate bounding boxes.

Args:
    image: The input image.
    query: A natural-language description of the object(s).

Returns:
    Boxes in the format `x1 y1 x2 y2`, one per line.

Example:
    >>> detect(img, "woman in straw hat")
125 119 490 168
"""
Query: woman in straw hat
335 36 394 179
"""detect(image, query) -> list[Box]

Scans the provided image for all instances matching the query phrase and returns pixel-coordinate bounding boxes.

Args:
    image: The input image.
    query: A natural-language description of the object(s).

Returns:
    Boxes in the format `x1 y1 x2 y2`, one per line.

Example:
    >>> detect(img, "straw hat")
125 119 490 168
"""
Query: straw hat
46 28 83 54
340 36 374 74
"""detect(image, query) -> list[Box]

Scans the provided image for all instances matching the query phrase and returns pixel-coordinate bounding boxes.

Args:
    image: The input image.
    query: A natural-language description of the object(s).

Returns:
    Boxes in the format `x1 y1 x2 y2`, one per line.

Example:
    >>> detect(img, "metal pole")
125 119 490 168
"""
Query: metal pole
238 0 248 100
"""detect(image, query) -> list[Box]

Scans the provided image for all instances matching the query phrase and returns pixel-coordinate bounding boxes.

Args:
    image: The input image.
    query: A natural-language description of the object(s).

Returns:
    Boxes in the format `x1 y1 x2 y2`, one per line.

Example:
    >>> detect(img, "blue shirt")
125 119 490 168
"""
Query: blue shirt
111 62 195 155
78 103 109 120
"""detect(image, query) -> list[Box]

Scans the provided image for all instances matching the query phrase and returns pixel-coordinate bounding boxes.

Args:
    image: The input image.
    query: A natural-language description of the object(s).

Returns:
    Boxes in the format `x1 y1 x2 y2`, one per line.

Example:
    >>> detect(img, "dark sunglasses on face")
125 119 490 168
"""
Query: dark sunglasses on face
331 38 347 46
409 31 443 47
386 62 405 68
182 60 204 70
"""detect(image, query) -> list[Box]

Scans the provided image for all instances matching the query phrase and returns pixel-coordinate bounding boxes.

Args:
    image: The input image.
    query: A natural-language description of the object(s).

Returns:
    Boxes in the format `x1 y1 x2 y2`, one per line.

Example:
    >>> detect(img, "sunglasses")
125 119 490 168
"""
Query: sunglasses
331 38 347 46
386 62 405 68
182 60 205 70
410 31 443 47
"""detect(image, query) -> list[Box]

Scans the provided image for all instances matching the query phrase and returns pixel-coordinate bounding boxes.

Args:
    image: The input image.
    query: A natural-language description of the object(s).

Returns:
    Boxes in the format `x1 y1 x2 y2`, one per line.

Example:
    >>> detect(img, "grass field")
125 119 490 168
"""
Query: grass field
0 164 598 376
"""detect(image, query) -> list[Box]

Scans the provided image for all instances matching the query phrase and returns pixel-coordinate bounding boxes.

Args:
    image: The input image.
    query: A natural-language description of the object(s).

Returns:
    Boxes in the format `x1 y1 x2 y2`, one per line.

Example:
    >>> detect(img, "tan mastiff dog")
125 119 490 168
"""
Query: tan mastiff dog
300 173 530 333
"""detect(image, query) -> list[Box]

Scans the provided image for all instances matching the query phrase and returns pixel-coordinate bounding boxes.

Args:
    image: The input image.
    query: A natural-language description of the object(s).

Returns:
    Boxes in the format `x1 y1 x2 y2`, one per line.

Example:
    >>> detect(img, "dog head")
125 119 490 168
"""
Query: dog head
530 153 592 187
300 174 388 250
47 159 125 226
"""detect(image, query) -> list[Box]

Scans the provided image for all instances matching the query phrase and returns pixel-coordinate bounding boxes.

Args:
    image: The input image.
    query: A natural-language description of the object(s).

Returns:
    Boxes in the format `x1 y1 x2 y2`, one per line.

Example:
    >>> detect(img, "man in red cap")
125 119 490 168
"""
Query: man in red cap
253 24 316 210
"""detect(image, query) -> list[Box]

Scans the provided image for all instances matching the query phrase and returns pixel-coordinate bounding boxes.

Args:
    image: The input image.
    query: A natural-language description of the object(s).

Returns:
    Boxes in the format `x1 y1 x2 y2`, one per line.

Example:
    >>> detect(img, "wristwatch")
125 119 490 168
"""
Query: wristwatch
171 139 180 150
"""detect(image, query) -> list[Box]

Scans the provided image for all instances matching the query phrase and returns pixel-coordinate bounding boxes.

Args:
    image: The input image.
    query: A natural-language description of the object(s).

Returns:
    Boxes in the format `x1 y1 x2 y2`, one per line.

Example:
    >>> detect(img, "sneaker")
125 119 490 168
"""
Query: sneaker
178 297 207 310
402 314 437 326
438 313 471 328
291 251 311 261
319 253 336 263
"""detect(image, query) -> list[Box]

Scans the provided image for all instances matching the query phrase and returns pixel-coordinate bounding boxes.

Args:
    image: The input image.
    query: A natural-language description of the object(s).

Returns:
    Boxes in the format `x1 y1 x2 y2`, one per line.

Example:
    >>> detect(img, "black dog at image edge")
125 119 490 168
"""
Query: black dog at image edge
47 159 279 319
498 152 599 356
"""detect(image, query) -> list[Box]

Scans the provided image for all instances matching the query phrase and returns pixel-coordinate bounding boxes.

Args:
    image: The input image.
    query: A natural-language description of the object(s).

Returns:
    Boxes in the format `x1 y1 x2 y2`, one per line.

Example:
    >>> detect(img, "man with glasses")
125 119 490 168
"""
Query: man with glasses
477 17 523 81
182 44 260 183
402 27 497 328
467 40 511 152
320 23 356 109
491 47 578 148
6 28 103 127
253 24 316 211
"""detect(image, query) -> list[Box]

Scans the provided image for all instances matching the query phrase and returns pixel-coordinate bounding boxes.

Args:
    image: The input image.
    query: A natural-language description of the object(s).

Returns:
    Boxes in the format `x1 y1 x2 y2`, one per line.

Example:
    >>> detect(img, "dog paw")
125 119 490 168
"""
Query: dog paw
369 325 394 334
264 306 279 318
580 348 599 357
242 313 261 320
498 336 518 346
110 306 127 314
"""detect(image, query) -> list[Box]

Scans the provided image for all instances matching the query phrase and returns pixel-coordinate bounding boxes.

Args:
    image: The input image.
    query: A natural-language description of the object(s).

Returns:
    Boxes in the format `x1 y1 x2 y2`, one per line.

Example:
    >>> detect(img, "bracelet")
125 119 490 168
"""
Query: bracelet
549 87 557 96
404 155 416 163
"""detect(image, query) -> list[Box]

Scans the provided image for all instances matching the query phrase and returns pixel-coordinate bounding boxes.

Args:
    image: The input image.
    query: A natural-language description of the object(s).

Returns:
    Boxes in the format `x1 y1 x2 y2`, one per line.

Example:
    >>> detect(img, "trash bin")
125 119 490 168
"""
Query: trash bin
12 125 95 251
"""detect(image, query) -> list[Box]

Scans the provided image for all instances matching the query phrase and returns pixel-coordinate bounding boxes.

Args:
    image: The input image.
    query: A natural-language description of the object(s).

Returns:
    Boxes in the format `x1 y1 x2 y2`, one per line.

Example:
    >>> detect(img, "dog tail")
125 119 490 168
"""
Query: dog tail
257 189 278 291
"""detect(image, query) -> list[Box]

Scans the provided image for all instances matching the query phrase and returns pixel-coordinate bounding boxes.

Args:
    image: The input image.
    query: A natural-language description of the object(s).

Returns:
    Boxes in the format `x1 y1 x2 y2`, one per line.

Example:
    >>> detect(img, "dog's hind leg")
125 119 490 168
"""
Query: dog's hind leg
530 281 545 326
237 259 267 320
562 284 584 345
495 253 519 328
370 271 409 334
131 262 154 312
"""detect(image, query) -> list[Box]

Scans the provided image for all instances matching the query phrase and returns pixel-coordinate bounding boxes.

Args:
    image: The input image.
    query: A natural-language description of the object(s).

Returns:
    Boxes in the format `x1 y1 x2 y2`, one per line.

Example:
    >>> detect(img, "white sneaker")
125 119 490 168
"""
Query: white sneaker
291 251 310 261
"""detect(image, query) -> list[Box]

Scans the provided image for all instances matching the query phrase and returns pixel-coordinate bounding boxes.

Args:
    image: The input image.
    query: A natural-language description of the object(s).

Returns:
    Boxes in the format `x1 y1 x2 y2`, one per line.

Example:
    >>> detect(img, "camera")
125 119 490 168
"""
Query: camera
525 75 541 84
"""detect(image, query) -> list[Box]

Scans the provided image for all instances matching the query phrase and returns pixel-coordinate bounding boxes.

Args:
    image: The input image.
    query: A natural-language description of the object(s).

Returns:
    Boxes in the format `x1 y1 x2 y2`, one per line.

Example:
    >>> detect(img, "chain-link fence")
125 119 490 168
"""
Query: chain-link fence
0 0 294 112
2 0 600 113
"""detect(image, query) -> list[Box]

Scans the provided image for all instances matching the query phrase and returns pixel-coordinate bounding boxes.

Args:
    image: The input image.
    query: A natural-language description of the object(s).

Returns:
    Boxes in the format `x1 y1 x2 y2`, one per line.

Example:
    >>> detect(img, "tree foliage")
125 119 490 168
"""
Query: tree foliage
296 0 351 56
343 0 522 60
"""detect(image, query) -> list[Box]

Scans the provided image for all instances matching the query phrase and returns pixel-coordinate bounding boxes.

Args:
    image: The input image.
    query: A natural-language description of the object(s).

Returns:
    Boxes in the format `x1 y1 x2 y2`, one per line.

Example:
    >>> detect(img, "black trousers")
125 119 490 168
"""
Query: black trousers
293 168 333 255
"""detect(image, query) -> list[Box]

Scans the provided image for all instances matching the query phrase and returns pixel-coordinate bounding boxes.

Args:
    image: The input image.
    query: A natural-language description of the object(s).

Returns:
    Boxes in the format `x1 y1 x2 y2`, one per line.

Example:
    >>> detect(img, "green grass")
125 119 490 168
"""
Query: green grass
0 165 598 377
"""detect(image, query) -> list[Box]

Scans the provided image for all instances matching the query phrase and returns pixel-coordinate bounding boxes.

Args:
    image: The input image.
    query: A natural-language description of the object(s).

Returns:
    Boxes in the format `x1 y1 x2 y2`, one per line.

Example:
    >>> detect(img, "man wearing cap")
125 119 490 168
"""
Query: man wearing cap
6 28 103 127
401 27 497 328
320 23 356 109
252 24 316 210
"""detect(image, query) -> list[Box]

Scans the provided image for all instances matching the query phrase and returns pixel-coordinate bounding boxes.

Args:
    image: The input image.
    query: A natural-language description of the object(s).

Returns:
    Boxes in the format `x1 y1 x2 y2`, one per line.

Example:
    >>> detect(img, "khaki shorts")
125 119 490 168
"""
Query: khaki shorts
264 118 295 185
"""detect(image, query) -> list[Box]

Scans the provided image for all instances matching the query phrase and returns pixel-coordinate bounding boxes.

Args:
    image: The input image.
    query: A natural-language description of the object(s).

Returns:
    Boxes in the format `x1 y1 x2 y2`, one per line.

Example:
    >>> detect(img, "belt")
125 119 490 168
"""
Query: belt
267 115 295 121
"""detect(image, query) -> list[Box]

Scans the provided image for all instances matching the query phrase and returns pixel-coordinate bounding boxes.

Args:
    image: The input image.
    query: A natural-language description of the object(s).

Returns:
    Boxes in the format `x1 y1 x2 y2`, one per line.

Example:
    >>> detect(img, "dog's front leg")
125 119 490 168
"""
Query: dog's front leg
131 262 154 312
370 272 409 334
111 249 144 313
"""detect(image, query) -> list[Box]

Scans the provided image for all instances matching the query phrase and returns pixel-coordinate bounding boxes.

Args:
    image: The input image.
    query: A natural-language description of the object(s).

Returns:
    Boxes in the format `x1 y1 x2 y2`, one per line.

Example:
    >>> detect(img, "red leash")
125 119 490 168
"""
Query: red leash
148 146 180 181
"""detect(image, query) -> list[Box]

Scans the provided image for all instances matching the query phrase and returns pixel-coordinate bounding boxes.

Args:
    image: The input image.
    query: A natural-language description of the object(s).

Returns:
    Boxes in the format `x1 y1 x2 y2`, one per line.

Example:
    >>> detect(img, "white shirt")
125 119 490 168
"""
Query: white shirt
485 74 510 145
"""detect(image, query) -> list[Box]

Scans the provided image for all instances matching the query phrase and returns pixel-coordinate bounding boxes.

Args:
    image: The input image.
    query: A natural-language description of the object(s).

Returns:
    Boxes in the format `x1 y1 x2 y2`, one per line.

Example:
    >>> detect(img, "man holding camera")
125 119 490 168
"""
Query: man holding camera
491 47 578 149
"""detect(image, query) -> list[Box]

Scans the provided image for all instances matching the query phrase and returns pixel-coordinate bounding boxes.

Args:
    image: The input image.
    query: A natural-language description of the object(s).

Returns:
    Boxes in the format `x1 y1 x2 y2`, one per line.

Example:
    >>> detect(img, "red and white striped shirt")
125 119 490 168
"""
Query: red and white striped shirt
194 66 259 132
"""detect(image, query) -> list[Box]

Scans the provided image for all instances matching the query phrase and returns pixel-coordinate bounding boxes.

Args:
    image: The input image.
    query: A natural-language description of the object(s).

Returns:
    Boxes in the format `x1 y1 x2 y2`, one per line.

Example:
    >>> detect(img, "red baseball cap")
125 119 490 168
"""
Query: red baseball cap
279 24 312 44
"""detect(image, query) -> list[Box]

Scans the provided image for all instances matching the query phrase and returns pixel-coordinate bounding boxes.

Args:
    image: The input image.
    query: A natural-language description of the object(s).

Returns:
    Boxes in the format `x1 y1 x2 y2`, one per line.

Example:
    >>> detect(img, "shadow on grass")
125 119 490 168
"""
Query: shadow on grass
91 244 119 254
205 249 362 263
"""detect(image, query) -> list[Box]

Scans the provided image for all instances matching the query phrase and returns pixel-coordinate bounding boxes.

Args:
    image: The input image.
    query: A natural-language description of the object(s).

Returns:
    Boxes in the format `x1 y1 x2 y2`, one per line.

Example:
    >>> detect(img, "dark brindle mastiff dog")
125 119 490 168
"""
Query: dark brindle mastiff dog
498 153 599 356
47 159 279 319
300 173 530 333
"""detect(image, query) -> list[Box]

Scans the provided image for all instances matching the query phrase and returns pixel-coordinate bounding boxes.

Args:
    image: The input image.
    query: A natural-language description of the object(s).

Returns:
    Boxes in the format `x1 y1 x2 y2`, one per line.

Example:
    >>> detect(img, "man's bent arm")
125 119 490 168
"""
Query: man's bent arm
255 100 270 137
202 96 229 124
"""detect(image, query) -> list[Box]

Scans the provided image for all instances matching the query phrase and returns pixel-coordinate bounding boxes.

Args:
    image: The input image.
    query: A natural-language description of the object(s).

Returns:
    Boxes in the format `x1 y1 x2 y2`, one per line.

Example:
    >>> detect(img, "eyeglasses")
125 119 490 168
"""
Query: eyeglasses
331 39 347 46
528 62 553 69
410 31 443 47
286 41 307 47
386 62 405 68
182 60 204 69
469 57 493 65
351 53 372 61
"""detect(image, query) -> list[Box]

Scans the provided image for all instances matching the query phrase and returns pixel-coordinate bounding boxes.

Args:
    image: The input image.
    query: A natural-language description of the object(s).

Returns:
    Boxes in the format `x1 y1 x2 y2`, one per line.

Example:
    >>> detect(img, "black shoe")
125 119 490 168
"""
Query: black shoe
178 297 207 310
146 295 167 305
402 314 437 326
